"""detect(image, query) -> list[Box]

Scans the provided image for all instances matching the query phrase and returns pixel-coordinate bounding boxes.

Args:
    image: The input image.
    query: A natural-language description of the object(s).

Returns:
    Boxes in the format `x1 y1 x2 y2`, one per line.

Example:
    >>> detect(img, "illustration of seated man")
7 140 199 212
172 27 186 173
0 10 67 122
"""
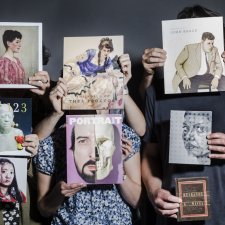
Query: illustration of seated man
172 32 225 93
64 37 115 79
71 122 116 183
0 104 24 152
0 158 26 203
182 111 211 164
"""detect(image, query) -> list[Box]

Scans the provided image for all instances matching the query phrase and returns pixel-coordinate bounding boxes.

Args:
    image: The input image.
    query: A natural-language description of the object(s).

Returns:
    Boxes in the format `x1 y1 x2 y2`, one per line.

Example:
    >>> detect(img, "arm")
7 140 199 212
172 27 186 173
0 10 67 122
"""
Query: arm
119 54 146 136
140 48 167 99
37 172 85 217
142 142 181 218
33 77 66 140
118 138 141 208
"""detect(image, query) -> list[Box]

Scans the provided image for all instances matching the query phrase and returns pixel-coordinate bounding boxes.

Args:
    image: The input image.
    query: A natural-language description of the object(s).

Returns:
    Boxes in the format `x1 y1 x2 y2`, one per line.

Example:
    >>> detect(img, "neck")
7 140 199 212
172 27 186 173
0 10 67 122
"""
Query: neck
4 49 15 59
0 186 8 195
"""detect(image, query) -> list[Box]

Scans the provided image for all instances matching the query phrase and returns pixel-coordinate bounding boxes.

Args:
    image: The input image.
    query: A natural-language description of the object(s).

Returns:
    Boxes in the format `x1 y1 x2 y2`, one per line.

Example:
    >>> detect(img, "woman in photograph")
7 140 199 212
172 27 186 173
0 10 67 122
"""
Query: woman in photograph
0 30 25 84
0 158 26 224
64 37 115 78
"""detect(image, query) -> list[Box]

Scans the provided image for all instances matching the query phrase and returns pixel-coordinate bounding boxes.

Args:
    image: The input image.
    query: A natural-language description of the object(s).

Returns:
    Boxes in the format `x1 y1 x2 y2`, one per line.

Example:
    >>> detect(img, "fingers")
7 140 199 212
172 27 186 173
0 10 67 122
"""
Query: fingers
60 181 86 197
207 132 225 159
50 78 67 99
221 51 225 63
153 189 181 218
121 137 132 157
142 48 167 73
119 54 132 85
29 71 50 95
22 134 39 157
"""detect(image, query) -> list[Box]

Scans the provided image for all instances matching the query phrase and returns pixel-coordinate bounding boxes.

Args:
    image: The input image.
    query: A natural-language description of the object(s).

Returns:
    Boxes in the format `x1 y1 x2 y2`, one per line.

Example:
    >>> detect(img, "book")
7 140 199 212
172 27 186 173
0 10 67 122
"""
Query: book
176 177 210 221
0 156 28 203
0 98 32 156
162 17 224 94
0 22 42 88
62 35 124 110
169 110 212 165
66 114 123 184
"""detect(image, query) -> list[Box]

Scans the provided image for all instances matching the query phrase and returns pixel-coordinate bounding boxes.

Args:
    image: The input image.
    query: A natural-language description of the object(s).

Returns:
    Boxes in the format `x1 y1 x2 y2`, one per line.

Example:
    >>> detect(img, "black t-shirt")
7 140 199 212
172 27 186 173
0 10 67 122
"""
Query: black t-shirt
144 77 225 225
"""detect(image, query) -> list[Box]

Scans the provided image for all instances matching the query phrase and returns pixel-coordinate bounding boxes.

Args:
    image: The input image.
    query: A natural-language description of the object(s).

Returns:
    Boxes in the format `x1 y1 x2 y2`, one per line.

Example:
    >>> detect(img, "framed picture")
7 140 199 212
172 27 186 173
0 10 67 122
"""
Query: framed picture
0 22 42 88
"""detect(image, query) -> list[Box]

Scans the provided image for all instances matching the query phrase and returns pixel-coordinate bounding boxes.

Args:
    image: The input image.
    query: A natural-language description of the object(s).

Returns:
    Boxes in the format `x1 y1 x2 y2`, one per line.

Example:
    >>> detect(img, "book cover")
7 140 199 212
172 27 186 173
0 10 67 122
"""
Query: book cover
62 35 124 110
169 110 212 165
176 177 210 221
0 22 42 89
162 17 224 94
0 156 27 203
0 98 32 156
66 114 123 184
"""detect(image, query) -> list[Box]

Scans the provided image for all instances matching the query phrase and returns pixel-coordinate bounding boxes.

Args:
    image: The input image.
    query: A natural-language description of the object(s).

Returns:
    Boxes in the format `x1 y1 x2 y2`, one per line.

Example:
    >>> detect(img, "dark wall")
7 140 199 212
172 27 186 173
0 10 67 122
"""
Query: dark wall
0 0 224 82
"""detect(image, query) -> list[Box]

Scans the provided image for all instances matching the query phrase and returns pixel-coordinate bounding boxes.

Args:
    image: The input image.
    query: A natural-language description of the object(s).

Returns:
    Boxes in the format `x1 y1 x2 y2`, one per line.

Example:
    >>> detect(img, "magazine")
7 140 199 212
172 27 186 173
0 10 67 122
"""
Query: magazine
169 110 212 165
162 17 224 94
0 22 42 89
0 98 32 156
66 114 123 184
0 156 28 203
62 35 124 110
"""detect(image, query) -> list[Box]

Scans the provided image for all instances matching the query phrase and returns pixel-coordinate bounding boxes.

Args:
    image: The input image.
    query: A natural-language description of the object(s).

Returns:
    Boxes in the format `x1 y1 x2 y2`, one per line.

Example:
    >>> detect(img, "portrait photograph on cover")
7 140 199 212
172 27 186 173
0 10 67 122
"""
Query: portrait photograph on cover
62 35 124 110
162 17 224 94
0 156 27 203
0 98 32 156
169 110 212 165
66 114 123 184
0 22 42 88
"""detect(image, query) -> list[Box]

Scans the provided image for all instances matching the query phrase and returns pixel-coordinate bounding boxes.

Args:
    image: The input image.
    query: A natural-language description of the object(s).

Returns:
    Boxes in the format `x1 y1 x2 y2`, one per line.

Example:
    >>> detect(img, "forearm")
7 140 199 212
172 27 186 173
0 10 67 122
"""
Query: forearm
38 181 66 217
142 143 162 203
139 75 154 100
124 95 146 136
33 111 64 140
118 153 141 208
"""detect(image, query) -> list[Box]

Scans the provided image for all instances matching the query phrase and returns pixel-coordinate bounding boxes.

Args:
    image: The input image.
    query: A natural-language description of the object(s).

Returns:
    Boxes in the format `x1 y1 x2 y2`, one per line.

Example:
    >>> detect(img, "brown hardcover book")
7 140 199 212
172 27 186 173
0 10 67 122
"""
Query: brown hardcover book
176 177 210 221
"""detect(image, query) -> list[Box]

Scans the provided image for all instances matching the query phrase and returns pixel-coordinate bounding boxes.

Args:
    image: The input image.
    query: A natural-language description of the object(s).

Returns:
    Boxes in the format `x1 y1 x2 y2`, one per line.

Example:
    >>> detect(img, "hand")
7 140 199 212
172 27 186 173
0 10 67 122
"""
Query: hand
182 77 191 89
29 71 50 95
49 77 67 115
119 54 132 86
208 132 225 159
211 77 219 89
222 51 225 63
57 181 86 197
142 48 167 75
121 137 132 160
22 134 39 157
152 188 181 218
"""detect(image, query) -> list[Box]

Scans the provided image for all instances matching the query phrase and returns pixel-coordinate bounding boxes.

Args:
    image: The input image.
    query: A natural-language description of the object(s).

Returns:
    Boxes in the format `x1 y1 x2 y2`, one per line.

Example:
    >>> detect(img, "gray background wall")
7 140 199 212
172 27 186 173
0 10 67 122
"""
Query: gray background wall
0 0 224 84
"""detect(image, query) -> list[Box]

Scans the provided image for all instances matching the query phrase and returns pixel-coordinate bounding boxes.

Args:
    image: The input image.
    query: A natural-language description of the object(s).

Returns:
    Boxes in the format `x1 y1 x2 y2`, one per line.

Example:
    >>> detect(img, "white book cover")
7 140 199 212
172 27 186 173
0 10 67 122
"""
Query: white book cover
162 17 224 94
169 110 212 165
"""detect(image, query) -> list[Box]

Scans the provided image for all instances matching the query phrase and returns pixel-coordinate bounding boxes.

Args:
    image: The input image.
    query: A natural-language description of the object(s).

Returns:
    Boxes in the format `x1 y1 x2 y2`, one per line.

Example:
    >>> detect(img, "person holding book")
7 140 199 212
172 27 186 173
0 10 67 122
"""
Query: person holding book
0 30 25 84
141 5 225 225
34 54 143 224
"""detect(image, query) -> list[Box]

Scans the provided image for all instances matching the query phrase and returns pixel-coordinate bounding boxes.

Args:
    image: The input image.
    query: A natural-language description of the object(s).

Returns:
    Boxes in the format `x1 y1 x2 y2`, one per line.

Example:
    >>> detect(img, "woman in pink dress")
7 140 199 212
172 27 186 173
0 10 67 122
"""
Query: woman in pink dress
0 30 25 84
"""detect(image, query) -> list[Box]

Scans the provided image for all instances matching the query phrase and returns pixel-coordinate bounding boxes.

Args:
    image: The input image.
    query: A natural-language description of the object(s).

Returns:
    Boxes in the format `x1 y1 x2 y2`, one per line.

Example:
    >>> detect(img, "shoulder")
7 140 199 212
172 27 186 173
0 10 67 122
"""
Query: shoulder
87 49 96 57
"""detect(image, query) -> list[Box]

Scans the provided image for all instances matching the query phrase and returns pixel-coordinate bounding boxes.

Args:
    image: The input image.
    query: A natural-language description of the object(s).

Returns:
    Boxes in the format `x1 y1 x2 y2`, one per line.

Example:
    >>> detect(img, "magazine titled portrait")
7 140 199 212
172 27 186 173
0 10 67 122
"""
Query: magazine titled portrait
162 17 224 94
66 114 123 184
0 22 42 89
62 35 124 110
0 156 27 203
0 98 32 156
169 110 212 165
